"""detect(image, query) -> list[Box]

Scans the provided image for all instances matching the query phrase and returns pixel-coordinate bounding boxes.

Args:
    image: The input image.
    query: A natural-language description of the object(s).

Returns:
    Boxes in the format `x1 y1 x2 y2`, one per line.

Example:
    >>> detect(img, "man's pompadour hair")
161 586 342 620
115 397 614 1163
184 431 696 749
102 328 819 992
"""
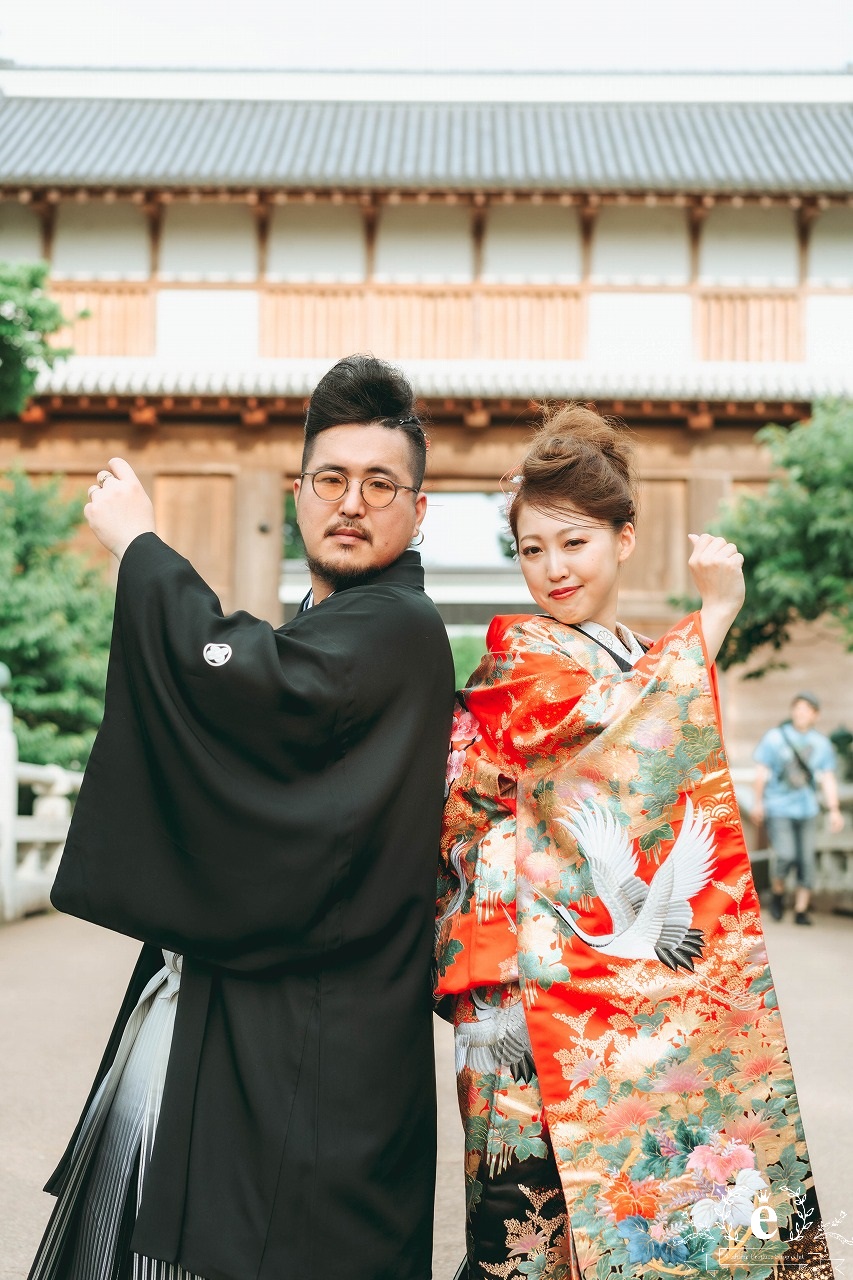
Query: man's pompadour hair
302 354 427 488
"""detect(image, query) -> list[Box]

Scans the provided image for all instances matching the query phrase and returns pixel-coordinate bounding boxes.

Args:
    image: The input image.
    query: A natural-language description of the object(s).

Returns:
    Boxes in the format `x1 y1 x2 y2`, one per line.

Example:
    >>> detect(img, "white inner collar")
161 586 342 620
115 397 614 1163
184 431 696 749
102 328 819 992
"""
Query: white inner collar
576 620 644 665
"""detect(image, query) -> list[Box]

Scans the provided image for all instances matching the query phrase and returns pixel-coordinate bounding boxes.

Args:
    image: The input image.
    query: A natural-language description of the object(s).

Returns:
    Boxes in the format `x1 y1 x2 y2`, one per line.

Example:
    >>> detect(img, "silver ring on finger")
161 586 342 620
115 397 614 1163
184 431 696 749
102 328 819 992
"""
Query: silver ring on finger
96 470 113 487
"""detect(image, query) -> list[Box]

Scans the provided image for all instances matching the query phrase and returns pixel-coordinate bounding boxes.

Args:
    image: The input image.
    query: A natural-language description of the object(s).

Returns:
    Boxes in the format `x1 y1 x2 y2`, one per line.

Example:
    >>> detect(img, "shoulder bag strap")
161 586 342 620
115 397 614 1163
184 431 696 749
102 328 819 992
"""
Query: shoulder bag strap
781 726 817 789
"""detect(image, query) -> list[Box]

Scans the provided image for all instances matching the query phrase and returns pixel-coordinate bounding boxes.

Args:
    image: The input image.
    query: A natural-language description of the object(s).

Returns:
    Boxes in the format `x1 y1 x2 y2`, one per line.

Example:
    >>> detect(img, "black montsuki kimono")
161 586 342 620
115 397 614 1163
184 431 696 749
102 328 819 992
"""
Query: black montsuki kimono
42 534 455 1280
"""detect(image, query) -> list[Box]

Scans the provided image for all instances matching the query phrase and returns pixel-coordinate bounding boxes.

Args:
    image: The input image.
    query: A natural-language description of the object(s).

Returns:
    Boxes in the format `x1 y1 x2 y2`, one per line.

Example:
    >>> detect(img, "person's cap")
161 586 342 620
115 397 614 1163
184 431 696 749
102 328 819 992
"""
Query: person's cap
792 691 820 711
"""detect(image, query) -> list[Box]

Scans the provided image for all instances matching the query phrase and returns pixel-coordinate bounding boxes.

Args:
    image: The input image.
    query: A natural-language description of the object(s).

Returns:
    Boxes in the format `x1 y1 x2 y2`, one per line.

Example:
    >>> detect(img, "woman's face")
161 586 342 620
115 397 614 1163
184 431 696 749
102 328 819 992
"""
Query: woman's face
514 503 635 629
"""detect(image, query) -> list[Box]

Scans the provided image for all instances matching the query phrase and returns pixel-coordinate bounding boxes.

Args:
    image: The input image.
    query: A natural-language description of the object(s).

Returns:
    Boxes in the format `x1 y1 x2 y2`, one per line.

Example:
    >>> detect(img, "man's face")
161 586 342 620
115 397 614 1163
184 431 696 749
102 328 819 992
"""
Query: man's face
293 423 427 597
791 699 819 732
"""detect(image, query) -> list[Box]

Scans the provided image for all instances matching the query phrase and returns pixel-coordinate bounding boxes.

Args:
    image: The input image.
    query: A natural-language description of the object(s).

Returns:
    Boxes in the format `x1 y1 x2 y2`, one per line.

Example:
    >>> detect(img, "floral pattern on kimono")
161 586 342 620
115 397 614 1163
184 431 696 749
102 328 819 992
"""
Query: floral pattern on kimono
453 985 579 1280
438 612 835 1280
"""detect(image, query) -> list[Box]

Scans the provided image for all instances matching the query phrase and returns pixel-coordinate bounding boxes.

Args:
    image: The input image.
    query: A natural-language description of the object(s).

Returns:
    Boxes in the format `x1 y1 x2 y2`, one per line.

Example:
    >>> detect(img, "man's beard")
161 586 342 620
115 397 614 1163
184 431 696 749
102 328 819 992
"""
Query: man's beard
304 550 384 594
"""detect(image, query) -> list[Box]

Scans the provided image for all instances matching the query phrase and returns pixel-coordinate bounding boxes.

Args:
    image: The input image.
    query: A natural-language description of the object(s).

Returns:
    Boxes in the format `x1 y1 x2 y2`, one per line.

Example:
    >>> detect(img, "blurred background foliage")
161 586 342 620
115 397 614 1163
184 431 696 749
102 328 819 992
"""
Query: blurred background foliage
0 261 69 418
448 630 486 689
282 491 306 561
675 400 853 676
0 472 113 767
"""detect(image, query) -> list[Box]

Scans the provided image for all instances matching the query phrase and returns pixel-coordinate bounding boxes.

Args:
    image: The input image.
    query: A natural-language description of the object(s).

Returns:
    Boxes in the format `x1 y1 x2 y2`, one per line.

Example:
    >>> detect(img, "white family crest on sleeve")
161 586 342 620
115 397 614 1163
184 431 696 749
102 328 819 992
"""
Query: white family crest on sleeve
203 643 233 667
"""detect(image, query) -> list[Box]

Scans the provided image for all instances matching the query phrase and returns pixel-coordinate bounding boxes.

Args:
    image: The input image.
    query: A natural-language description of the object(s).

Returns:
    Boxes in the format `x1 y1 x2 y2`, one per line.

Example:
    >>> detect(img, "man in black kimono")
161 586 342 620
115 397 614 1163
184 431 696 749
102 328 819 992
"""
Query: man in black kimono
30 356 455 1280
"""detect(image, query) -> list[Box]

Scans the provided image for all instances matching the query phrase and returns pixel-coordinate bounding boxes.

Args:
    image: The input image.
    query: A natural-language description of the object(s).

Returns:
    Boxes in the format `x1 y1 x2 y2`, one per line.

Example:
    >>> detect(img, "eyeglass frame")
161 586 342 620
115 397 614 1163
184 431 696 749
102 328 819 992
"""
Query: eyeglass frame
300 468 421 508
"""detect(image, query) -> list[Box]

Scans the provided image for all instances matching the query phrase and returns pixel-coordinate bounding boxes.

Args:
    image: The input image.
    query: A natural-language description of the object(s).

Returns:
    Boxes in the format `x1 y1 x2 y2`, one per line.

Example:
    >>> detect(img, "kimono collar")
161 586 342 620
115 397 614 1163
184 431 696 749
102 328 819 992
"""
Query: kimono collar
359 549 425 591
575 619 644 664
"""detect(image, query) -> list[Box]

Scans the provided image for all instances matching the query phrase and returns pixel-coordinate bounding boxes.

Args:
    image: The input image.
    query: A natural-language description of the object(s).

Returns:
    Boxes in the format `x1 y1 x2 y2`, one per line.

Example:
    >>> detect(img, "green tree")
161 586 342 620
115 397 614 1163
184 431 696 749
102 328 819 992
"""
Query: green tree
283 491 306 560
448 630 486 688
699 401 853 673
0 261 69 417
0 472 114 767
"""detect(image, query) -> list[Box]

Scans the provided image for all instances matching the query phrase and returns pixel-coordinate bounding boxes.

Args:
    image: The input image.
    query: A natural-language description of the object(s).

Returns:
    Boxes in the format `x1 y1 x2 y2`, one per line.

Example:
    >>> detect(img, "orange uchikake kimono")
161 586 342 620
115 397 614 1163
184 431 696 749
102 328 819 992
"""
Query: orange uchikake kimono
436 611 834 1280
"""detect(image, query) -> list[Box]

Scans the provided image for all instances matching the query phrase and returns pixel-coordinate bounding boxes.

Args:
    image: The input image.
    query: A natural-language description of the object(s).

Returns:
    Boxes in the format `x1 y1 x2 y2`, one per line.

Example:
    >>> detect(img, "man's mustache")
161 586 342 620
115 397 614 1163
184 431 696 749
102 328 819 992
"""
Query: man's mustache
325 519 372 543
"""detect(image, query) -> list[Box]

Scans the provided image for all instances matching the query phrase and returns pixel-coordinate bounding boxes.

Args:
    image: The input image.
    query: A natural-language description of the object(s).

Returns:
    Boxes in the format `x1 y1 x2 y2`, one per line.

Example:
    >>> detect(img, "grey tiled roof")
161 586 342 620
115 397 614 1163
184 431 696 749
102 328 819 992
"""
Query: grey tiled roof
1 98 851 193
37 356 853 402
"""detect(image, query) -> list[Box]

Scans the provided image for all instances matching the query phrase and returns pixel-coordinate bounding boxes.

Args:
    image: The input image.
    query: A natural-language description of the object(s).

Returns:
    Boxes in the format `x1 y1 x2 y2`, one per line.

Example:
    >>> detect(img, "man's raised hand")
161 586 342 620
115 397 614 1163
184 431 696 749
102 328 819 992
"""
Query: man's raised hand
84 458 156 561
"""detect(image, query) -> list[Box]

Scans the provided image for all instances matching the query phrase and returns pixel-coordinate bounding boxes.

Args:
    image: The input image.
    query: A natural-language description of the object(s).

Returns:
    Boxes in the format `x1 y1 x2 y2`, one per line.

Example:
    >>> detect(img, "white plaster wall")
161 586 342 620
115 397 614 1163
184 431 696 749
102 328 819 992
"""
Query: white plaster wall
0 204 42 262
155 289 259 359
159 204 257 281
808 209 853 286
267 204 366 282
806 295 853 364
586 292 693 363
699 207 798 286
591 206 690 285
52 203 149 279
481 206 582 283
374 206 473 283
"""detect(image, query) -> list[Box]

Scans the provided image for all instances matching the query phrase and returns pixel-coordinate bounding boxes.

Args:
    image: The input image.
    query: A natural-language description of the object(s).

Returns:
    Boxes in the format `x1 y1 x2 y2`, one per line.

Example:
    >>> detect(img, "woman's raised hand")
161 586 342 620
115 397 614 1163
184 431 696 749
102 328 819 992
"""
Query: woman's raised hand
687 533 745 663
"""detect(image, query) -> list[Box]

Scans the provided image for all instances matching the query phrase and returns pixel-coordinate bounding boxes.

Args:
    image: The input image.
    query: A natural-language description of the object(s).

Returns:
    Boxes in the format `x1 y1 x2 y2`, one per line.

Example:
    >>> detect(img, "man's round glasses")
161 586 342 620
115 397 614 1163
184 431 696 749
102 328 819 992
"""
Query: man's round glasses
301 469 419 509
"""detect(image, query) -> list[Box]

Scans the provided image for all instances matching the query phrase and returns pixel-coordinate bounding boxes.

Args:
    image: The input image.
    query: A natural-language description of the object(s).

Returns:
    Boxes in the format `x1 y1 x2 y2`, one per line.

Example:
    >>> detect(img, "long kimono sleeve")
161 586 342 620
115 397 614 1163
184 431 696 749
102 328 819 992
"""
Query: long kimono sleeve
463 610 715 781
52 534 450 971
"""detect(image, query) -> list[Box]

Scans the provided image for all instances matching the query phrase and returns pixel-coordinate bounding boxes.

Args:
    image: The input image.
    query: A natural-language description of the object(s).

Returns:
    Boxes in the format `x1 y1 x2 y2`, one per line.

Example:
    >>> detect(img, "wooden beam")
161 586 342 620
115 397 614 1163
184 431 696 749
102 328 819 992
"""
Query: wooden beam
130 401 158 428
19 404 48 426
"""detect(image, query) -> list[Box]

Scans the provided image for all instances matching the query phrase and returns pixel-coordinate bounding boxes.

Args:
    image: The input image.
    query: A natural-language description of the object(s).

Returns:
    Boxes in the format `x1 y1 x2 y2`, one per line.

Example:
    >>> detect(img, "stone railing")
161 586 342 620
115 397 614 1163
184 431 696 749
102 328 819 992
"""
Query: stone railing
0 672 83 922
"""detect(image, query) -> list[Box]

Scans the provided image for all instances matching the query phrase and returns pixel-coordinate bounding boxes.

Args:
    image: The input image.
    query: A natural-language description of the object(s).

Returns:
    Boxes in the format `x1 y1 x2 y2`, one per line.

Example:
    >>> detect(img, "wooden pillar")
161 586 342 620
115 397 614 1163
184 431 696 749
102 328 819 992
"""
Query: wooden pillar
579 198 598 281
470 198 487 359
689 200 709 359
254 195 270 281
471 199 487 281
796 201 819 287
362 198 378 282
36 198 56 266
233 469 284 624
579 198 599 359
145 194 163 279
796 202 819 360
688 200 708 284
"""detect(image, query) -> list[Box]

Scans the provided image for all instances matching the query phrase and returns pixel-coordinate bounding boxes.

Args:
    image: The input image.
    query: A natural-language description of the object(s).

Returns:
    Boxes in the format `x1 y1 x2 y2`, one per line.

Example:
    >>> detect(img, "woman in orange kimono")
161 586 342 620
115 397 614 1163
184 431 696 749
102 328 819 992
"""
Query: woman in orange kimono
437 406 834 1280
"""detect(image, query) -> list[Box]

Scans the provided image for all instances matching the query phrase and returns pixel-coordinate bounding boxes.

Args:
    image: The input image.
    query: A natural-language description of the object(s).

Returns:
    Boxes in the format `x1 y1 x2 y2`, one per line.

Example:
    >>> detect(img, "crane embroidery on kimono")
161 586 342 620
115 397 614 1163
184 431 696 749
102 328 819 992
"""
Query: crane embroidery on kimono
538 798 716 971
454 991 534 1081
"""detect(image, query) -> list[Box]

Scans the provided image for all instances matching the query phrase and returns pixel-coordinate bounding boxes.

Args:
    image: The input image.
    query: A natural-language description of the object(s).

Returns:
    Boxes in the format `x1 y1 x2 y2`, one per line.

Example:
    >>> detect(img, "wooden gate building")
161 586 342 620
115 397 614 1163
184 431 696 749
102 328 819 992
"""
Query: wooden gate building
1 67 852 758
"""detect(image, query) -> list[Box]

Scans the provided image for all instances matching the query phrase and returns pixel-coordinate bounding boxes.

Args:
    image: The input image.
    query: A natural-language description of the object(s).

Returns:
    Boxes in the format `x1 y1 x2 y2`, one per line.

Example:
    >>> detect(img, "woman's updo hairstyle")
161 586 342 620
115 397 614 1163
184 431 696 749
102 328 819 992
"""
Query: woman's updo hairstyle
507 403 637 543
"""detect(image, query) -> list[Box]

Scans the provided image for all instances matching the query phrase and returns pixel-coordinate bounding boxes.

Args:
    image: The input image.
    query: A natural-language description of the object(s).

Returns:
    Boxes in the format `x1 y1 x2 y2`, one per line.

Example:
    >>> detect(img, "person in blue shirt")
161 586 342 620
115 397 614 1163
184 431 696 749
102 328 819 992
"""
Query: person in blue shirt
753 692 844 925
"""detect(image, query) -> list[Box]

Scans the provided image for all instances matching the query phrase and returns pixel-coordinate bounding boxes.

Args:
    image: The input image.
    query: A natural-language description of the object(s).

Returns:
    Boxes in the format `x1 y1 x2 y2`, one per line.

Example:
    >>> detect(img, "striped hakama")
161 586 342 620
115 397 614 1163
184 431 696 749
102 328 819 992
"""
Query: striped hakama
29 953 204 1280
